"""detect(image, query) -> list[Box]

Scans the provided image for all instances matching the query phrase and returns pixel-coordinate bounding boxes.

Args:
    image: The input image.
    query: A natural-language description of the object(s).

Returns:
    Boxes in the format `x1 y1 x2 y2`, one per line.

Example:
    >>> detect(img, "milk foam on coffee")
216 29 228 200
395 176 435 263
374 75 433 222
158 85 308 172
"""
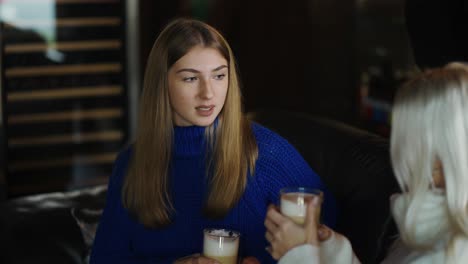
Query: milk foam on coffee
203 229 239 257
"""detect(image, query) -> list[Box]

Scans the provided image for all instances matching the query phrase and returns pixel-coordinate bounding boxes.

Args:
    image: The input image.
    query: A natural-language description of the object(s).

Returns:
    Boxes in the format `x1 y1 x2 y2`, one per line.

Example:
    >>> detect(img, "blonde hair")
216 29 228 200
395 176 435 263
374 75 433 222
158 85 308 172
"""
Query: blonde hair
123 18 258 228
390 63 468 262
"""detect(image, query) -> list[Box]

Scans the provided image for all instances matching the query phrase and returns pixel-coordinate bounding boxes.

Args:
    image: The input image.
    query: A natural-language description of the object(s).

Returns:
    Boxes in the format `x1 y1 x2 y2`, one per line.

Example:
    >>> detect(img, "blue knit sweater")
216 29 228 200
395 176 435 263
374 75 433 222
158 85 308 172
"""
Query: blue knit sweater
90 123 337 263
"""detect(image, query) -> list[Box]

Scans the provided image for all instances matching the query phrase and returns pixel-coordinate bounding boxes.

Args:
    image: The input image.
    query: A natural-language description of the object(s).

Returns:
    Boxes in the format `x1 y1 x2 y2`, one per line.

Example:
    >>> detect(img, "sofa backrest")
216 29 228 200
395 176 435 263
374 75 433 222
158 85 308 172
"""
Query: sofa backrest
248 109 400 264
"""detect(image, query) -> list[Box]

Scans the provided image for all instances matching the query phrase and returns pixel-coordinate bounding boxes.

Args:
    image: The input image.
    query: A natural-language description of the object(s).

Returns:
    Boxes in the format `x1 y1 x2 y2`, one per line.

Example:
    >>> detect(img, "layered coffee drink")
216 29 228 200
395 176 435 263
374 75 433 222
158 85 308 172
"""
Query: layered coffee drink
203 228 240 264
280 187 322 225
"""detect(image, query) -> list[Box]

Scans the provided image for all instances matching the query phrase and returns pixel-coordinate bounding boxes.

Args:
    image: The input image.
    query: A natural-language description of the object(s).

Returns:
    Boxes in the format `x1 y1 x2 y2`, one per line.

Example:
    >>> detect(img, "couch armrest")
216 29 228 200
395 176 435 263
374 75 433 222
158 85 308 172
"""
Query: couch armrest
0 185 107 264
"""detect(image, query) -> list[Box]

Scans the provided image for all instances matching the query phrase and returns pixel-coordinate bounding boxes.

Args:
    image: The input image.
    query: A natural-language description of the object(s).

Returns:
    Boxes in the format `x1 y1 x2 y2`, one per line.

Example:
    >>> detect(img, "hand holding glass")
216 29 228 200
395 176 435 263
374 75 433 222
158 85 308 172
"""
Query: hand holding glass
280 187 323 225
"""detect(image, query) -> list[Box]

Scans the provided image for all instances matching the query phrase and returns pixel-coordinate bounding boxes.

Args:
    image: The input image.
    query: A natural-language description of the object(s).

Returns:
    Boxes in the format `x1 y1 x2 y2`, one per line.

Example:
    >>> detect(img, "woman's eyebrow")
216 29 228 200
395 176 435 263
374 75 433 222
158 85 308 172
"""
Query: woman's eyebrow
176 65 227 74
176 68 199 74
212 65 228 72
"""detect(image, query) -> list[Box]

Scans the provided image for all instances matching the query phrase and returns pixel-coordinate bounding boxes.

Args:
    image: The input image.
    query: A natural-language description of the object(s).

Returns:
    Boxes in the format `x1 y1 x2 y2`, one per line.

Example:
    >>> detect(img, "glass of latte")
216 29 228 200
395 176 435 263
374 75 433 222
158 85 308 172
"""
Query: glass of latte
203 228 240 264
280 187 323 225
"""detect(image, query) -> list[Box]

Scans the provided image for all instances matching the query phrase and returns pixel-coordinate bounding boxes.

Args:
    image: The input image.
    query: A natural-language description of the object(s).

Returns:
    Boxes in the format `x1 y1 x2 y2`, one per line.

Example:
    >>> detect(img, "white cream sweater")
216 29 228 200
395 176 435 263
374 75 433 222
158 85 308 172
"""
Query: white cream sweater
278 230 361 264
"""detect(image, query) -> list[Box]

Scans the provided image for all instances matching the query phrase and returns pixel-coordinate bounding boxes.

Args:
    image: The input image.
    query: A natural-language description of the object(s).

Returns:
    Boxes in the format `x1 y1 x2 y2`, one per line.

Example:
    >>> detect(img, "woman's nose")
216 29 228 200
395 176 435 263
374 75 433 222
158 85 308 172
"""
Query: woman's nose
199 79 214 99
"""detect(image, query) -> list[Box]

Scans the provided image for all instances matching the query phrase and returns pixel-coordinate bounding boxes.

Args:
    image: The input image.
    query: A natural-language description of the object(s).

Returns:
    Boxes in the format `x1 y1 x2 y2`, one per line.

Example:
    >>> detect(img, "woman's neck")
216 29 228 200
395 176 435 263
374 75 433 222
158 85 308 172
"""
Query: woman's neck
173 125 206 156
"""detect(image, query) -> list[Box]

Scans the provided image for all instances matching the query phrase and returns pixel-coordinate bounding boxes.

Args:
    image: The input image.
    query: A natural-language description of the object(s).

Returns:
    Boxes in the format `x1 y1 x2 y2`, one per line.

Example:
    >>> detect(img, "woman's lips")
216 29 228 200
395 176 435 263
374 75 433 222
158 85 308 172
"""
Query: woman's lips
196 105 215 116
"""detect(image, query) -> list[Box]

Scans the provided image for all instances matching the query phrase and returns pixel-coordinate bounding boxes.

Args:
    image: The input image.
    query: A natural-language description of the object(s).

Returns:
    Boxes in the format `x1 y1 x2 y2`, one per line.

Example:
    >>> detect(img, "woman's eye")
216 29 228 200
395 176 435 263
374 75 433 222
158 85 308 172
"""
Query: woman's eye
183 76 197 82
214 73 226 80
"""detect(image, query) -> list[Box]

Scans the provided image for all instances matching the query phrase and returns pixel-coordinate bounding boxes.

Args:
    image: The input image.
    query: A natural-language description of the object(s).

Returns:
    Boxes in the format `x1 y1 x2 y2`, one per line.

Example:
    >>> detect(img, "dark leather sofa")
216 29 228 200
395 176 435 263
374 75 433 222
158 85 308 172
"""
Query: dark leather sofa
0 110 399 264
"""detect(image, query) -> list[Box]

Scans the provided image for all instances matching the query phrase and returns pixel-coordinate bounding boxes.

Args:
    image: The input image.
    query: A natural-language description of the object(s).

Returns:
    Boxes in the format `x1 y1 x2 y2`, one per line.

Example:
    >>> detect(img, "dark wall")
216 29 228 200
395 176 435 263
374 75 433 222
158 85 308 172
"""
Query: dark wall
138 1 180 81
0 130 4 201
209 0 357 122
138 0 411 126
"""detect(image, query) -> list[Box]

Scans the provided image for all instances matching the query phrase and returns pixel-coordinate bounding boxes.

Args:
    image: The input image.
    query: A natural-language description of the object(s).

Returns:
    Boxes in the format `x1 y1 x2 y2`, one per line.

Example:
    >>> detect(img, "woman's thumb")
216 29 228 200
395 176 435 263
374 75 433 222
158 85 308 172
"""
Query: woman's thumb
304 196 320 245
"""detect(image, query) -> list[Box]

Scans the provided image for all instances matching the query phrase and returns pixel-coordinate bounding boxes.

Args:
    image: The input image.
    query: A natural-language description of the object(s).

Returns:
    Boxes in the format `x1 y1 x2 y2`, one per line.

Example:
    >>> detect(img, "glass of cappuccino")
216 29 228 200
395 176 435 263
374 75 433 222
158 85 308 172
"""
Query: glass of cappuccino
203 228 240 264
280 187 323 225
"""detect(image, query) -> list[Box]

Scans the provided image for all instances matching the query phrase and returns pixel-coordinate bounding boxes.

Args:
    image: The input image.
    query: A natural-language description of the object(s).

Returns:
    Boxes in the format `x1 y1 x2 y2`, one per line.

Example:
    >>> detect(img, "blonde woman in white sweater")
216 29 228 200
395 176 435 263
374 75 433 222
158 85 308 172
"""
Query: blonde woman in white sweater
265 63 468 264
265 198 360 264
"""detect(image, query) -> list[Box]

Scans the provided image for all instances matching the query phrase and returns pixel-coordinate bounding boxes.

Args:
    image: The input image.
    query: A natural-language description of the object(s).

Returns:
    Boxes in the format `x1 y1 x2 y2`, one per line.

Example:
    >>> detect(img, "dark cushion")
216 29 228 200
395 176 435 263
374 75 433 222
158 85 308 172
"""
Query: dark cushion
248 109 399 264
0 185 107 264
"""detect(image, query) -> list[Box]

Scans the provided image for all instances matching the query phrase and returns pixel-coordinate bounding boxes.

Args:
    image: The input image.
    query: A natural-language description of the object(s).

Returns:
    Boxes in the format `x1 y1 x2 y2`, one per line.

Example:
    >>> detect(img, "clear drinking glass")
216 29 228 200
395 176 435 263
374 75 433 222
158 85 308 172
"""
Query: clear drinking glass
203 228 240 264
280 187 323 225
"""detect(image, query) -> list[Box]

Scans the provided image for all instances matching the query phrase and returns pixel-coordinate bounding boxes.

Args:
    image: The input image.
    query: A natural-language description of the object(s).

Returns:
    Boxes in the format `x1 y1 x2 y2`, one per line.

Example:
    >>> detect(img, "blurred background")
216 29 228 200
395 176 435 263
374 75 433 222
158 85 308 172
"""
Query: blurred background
0 0 416 200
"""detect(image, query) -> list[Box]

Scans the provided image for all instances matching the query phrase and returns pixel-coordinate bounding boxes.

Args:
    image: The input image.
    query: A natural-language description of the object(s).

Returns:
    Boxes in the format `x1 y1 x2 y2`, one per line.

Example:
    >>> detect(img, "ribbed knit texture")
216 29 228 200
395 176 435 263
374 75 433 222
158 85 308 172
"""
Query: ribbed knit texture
90 123 337 263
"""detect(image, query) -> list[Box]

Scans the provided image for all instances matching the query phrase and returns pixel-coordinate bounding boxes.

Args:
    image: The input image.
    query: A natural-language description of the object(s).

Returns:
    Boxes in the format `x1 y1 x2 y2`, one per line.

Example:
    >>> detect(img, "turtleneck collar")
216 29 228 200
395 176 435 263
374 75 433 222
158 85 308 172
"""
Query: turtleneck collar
173 125 207 156
391 190 451 249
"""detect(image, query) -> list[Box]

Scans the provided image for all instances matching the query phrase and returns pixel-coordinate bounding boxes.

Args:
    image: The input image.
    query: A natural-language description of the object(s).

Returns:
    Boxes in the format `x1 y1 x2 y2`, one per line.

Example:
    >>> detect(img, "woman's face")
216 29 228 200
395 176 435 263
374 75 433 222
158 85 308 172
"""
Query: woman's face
432 159 445 189
168 45 229 127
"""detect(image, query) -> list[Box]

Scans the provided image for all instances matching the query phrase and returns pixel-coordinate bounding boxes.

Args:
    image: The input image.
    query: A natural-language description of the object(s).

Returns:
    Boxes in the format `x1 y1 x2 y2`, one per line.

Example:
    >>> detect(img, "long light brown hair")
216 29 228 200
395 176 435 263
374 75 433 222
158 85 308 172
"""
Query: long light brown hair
123 18 258 228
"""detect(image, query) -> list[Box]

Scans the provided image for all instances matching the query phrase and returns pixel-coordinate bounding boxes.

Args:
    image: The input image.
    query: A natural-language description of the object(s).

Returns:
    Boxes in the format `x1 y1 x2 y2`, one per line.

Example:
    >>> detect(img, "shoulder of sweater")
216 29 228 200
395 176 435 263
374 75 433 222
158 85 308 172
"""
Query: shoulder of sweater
115 145 133 166
108 145 133 184
251 122 293 149
250 122 303 164
250 124 310 181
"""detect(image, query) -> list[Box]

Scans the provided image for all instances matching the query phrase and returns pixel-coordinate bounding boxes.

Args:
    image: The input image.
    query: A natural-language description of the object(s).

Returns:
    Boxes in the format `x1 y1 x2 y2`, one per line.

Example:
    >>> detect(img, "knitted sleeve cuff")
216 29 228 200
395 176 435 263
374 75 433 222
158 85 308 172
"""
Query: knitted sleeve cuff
321 230 361 264
278 244 320 264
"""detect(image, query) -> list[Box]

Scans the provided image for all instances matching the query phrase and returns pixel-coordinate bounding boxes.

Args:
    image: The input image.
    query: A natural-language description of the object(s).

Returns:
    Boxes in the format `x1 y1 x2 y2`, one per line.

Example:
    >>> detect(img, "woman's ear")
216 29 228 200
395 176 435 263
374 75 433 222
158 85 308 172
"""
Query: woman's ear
432 159 445 189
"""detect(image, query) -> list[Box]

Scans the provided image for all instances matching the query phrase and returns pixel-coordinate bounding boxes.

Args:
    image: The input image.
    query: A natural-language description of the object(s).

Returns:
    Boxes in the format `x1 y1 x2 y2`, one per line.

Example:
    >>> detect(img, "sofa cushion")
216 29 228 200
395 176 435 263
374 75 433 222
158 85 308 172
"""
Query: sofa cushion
71 207 103 264
0 185 107 264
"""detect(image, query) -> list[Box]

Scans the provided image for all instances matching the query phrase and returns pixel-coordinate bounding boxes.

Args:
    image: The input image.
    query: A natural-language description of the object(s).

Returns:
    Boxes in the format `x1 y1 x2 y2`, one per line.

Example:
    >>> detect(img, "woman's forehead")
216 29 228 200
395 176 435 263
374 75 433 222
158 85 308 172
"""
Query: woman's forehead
171 46 228 73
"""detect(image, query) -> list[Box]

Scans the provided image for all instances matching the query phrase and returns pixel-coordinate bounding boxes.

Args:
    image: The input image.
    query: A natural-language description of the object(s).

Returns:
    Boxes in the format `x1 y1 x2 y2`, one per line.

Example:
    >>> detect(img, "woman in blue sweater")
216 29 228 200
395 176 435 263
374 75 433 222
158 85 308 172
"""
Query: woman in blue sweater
90 18 336 264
